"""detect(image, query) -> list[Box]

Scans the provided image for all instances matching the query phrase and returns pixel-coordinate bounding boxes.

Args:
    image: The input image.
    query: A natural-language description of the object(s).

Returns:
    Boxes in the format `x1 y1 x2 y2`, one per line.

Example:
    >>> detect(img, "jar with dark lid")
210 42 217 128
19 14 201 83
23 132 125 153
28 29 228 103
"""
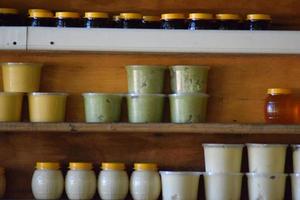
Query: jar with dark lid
84 12 110 28
28 9 55 27
112 15 121 28
246 14 271 30
188 13 215 30
161 13 186 29
142 16 160 29
216 14 241 30
120 13 143 28
55 12 82 27
0 8 21 26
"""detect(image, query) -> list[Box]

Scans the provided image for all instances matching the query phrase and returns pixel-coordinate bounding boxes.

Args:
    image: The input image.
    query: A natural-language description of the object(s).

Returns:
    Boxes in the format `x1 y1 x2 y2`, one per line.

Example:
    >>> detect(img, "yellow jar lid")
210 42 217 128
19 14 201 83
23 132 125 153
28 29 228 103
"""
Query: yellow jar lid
143 16 160 22
120 13 142 20
161 13 185 20
69 162 93 170
0 8 18 14
113 15 120 21
247 14 271 21
189 13 214 20
55 12 80 19
267 88 291 95
216 14 241 20
84 12 109 19
36 162 60 170
102 162 125 170
29 11 54 18
28 9 51 14
134 163 158 170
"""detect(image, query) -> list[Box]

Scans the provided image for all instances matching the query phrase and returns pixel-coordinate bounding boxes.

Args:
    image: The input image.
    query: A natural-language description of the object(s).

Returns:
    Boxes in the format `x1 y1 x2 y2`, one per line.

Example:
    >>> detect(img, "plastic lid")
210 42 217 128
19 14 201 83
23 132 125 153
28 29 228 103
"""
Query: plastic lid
0 8 18 14
134 163 158 170
36 162 60 170
267 88 291 95
69 162 93 170
102 162 125 170
55 12 80 19
28 9 51 14
84 12 109 19
29 11 54 18
161 13 185 20
247 14 271 21
216 14 241 20
143 16 160 22
120 13 142 20
189 13 214 20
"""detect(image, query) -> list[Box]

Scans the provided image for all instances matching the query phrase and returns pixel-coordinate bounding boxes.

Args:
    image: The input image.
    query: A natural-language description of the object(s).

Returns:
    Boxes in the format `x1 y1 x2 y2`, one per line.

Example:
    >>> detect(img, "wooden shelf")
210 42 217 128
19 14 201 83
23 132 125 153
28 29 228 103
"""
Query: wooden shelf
0 122 300 134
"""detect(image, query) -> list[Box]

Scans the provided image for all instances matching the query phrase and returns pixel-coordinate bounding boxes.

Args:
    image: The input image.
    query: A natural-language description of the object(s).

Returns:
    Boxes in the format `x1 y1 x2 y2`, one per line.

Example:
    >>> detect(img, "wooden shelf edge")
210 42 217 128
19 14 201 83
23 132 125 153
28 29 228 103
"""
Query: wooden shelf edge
0 123 299 134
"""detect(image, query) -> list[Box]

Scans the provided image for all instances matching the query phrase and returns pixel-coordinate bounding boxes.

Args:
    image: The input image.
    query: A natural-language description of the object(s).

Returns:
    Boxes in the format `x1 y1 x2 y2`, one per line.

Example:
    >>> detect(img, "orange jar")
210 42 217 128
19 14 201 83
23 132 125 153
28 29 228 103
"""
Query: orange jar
264 88 294 124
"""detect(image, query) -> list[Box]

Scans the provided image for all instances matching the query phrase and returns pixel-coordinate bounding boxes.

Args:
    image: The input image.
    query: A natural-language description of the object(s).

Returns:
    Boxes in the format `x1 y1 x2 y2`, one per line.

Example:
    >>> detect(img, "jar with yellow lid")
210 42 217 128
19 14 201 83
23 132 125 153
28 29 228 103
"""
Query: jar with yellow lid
31 162 64 200
265 88 294 124
130 163 161 200
120 13 143 28
66 162 96 200
142 16 160 29
98 162 129 200
0 8 22 26
0 167 5 199
28 9 54 27
246 14 272 30
84 12 110 28
188 13 215 30
55 12 82 27
112 15 121 28
216 14 241 30
161 13 186 29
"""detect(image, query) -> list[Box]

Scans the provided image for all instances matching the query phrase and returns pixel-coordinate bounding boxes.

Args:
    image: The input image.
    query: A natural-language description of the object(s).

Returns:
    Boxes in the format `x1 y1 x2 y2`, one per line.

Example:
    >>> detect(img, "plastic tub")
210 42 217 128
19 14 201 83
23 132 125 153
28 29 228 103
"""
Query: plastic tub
292 145 300 173
204 172 243 200
82 93 123 123
28 92 68 122
247 173 287 200
2 62 43 92
291 173 300 200
127 94 165 123
0 92 23 122
247 144 287 173
169 93 208 123
160 171 201 200
203 144 244 173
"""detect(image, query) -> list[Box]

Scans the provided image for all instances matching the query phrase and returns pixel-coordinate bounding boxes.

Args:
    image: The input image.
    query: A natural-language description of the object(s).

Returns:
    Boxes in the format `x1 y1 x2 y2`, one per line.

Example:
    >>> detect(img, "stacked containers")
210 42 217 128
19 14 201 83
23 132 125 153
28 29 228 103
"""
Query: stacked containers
246 144 287 200
202 144 244 200
291 145 300 199
126 65 166 123
169 65 209 123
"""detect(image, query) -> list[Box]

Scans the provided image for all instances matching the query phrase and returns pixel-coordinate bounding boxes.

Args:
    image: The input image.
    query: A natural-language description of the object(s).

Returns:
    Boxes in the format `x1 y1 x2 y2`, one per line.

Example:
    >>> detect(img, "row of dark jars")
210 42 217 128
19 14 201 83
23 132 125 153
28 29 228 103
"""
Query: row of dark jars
0 8 271 30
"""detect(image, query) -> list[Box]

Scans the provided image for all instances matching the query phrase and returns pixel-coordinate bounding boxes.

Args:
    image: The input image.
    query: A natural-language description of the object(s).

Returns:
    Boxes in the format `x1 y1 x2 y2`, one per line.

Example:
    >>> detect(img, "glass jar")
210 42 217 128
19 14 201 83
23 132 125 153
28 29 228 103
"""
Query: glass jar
31 162 64 200
84 12 110 28
55 12 82 27
264 88 294 124
120 13 143 28
130 163 161 200
188 13 215 30
65 162 97 200
246 14 271 30
28 9 55 27
0 8 21 26
216 14 241 30
161 13 186 29
142 16 160 29
112 15 121 28
98 163 129 200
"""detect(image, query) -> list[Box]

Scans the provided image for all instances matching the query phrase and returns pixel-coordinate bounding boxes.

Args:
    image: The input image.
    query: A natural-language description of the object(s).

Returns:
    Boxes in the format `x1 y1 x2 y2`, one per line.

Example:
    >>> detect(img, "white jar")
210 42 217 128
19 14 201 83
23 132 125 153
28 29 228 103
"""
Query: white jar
31 162 63 200
0 167 6 199
65 162 96 200
130 163 161 200
98 162 129 200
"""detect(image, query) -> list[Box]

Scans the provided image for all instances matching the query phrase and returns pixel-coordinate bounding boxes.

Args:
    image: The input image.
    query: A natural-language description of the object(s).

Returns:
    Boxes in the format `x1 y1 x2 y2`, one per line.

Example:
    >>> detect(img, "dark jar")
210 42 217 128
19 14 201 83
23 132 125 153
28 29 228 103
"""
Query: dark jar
0 8 21 26
188 13 215 30
161 13 186 29
142 16 160 29
83 12 110 28
28 10 55 27
246 14 271 30
112 15 121 28
119 13 143 29
55 12 82 27
216 14 241 30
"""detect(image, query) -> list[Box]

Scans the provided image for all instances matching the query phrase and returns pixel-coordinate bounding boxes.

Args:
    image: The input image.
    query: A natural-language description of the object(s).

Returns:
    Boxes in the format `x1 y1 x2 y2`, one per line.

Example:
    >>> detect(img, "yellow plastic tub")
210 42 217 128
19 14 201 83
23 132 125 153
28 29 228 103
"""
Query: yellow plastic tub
28 92 68 122
0 92 23 122
2 62 43 92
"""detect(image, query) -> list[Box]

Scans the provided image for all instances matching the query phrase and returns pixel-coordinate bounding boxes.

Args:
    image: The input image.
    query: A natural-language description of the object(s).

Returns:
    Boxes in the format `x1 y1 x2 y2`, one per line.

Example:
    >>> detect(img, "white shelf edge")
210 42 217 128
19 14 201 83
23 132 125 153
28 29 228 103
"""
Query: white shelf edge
0 27 27 50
